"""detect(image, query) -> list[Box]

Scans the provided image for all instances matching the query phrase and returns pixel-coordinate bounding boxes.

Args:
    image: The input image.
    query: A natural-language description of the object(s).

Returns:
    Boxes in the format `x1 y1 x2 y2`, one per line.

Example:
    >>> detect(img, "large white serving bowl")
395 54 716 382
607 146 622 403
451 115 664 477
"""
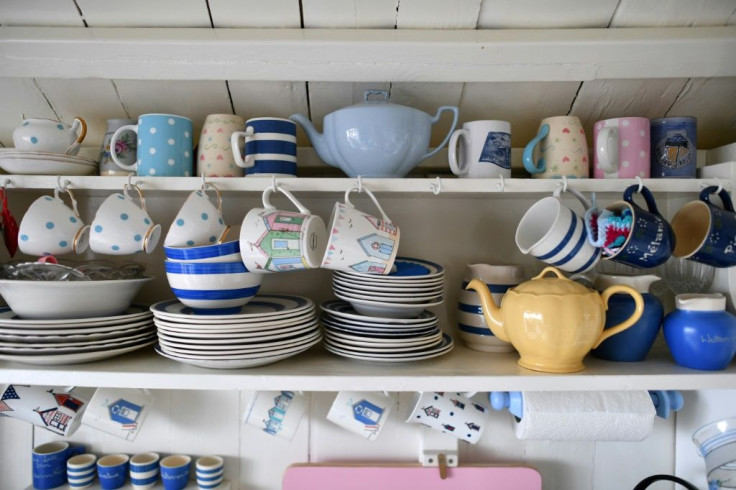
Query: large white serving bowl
0 277 152 320
163 240 241 263
164 261 262 314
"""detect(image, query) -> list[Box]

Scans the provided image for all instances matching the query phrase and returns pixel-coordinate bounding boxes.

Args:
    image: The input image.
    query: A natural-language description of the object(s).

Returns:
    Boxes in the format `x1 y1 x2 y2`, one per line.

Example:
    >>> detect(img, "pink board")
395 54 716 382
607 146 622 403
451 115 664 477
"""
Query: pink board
283 465 542 490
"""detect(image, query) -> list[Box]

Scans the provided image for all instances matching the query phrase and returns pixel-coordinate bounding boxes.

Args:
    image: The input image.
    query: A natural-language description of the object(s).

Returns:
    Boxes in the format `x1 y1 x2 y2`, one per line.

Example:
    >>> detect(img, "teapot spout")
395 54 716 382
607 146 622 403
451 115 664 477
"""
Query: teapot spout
289 113 337 168
465 278 510 342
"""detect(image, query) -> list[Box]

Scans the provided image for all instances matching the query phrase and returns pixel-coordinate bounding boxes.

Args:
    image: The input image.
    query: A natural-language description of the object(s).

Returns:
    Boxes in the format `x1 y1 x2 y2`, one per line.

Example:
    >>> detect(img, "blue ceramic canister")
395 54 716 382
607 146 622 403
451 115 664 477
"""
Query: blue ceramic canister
663 293 736 370
592 273 664 362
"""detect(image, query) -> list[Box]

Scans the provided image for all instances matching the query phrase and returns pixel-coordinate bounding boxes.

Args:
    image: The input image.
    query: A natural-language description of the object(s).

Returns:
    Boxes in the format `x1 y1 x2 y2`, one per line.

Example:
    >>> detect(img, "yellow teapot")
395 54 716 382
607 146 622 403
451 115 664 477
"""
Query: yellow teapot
466 266 644 373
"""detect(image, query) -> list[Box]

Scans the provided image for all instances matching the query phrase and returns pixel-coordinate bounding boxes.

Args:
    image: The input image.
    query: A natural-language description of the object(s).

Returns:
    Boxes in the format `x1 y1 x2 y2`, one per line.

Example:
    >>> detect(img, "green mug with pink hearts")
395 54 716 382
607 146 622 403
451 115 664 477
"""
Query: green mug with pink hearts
523 116 589 179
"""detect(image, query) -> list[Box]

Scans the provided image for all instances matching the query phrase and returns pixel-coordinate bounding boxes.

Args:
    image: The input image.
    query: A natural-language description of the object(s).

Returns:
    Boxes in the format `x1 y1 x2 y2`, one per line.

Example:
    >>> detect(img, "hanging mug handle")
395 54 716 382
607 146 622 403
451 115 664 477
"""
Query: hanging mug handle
344 187 391 222
262 185 310 214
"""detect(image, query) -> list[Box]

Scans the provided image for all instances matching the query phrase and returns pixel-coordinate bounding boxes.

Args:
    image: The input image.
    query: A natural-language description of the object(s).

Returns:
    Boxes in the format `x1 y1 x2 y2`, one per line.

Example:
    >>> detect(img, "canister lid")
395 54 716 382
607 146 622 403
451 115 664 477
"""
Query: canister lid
675 293 726 311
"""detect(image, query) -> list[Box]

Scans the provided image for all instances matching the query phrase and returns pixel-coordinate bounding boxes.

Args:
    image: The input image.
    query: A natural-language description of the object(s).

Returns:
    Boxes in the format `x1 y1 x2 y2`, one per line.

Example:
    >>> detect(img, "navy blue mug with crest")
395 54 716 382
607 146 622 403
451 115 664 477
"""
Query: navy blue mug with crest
231 117 297 177
671 186 736 267
603 185 675 268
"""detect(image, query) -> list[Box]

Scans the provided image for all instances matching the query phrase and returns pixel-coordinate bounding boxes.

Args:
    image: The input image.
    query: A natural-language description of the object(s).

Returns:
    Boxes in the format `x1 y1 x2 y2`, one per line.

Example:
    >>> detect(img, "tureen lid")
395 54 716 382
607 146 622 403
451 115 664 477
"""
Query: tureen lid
337 90 416 113
513 267 592 295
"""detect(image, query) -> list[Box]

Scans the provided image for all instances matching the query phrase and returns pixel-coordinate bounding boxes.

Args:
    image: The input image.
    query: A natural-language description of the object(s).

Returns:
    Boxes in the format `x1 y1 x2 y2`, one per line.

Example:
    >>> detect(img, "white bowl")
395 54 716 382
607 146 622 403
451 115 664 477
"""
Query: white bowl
164 261 262 314
0 277 152 319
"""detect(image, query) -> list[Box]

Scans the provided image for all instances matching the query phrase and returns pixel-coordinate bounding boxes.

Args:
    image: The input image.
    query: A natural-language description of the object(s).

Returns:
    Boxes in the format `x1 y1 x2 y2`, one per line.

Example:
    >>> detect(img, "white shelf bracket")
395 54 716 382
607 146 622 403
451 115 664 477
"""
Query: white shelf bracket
419 427 459 480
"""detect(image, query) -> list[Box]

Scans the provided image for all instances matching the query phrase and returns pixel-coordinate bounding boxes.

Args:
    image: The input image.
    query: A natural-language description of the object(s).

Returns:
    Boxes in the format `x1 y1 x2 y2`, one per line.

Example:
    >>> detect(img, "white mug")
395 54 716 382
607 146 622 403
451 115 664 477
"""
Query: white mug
448 120 511 178
321 187 400 275
18 187 90 257
326 391 394 442
0 384 88 437
81 387 155 442
406 391 491 444
239 185 327 272
90 184 162 255
164 184 229 247
243 390 308 441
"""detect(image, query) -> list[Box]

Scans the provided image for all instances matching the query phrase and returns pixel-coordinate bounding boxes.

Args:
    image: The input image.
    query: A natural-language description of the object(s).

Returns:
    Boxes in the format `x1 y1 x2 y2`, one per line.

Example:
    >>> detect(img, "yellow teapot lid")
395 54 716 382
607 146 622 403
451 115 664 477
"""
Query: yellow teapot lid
512 267 593 295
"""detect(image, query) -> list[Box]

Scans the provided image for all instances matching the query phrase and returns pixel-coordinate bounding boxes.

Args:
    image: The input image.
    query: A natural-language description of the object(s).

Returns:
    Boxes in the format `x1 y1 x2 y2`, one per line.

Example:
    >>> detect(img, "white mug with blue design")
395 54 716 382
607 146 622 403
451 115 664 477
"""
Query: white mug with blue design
326 391 394 442
448 120 511 178
406 392 491 444
18 187 90 256
90 184 161 255
243 390 308 441
231 117 297 177
164 184 229 247
110 114 194 177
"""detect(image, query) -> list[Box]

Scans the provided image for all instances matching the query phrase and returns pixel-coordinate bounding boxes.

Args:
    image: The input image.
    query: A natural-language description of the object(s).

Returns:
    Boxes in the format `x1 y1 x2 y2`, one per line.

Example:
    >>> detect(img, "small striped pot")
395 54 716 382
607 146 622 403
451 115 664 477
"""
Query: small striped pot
196 455 224 489
67 454 97 489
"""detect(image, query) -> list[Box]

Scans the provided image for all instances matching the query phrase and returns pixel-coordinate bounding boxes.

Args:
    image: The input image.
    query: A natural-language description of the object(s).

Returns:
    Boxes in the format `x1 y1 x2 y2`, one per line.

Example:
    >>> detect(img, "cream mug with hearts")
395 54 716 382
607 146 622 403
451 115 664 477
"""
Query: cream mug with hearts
523 116 589 179
197 114 246 177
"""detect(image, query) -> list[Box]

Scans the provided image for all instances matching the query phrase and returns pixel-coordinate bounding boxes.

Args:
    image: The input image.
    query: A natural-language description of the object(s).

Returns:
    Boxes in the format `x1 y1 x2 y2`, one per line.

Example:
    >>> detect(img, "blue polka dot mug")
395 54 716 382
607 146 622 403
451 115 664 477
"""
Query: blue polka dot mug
17 187 90 257
13 115 88 155
164 183 229 247
110 114 194 177
90 184 162 255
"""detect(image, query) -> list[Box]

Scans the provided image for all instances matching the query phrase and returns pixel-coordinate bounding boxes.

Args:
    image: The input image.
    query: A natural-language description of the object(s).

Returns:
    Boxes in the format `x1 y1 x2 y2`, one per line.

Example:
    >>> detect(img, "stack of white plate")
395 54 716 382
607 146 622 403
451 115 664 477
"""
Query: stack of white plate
332 257 445 319
320 300 453 362
0 305 155 365
0 149 97 175
150 294 321 369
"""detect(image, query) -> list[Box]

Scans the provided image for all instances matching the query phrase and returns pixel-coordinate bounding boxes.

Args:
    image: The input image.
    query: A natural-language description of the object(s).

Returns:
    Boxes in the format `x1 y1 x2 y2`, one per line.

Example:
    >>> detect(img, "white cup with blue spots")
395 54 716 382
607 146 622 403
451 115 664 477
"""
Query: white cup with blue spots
90 184 162 255
110 114 194 177
18 187 90 257
164 183 229 247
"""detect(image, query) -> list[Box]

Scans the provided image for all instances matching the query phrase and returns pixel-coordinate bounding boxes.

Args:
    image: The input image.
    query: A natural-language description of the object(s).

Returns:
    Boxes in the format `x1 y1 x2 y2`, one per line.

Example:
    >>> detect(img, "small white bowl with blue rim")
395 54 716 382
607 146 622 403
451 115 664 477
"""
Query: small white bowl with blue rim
165 261 262 314
164 240 241 263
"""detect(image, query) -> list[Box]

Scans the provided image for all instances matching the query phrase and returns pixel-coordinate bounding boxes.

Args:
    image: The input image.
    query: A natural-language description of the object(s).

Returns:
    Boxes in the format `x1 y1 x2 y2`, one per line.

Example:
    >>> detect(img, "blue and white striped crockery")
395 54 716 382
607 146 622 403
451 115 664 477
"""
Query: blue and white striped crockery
130 452 160 490
231 117 297 176
196 455 224 489
515 187 601 274
67 453 97 489
164 239 241 263
164 260 263 314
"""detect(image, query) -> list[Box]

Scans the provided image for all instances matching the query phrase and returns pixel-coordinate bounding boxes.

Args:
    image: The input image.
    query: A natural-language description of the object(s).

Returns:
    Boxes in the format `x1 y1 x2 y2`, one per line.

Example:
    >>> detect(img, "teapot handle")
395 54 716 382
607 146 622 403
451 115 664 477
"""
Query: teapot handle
66 116 87 155
420 106 459 162
594 284 644 348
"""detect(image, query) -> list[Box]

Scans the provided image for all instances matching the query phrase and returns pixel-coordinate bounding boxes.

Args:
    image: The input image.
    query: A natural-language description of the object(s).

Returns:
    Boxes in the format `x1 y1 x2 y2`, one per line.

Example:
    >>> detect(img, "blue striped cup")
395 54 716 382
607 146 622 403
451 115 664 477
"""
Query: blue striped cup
231 117 297 177
516 187 601 273
196 455 224 489
67 453 97 489
129 452 159 490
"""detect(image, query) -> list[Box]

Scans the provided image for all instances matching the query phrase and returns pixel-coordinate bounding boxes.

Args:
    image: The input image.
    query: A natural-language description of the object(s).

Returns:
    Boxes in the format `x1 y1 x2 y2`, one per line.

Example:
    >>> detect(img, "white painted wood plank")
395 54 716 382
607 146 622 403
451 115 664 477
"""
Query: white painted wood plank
459 81 581 148
611 0 736 27
209 0 301 28
240 390 309 490
396 0 481 28
302 0 397 28
228 81 309 145
33 78 129 152
76 0 211 27
0 0 84 26
0 416 34 489
114 80 232 146
389 82 464 146
3 27 735 82
478 0 618 28
665 77 736 149
0 78 56 147
570 78 689 147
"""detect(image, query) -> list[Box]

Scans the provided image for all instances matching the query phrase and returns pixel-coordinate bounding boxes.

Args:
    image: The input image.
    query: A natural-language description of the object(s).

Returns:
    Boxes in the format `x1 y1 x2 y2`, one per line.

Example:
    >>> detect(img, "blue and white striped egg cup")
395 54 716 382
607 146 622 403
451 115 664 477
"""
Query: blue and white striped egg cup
67 453 97 489
130 452 160 490
196 455 224 489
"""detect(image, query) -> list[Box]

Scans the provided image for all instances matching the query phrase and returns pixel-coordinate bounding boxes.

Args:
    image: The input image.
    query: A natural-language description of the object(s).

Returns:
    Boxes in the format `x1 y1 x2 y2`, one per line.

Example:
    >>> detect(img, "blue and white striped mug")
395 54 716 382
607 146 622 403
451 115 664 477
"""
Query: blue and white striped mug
231 117 297 177
110 114 194 177
516 186 601 273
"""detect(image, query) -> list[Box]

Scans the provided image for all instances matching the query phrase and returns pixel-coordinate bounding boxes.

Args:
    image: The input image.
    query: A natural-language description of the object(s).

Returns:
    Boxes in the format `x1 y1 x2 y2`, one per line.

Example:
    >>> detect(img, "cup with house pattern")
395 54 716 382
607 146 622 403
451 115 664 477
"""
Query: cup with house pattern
164 183 229 247
321 186 400 275
18 187 90 257
448 120 511 178
406 391 490 444
197 114 246 177
239 185 326 272
90 184 162 255
326 391 394 442
81 387 155 442
110 113 194 177
523 115 589 179
243 390 308 441
0 384 88 437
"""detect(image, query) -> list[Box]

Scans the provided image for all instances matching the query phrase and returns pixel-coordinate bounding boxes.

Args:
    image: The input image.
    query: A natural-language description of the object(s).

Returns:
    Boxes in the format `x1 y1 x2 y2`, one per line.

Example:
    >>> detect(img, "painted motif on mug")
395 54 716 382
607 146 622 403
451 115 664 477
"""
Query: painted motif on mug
479 131 511 169
1 385 85 435
654 131 694 170
247 210 308 271
262 391 294 436
352 398 385 435
323 207 398 273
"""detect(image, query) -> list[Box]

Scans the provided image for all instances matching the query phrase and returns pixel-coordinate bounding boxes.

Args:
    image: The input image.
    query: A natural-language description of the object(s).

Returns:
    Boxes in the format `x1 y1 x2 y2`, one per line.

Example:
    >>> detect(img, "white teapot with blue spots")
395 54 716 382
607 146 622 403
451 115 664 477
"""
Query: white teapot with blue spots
13 115 87 155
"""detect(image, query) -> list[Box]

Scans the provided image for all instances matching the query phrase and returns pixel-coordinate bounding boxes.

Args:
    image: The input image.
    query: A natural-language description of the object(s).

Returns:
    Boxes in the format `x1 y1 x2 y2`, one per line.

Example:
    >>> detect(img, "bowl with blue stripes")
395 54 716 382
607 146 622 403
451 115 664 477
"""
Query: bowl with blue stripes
164 239 241 263
165 260 262 314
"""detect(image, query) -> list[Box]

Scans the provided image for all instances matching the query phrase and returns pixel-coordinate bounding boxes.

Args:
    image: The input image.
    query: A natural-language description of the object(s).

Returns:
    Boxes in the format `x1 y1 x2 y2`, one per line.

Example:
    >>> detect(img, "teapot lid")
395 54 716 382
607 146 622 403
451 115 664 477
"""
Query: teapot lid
513 267 592 295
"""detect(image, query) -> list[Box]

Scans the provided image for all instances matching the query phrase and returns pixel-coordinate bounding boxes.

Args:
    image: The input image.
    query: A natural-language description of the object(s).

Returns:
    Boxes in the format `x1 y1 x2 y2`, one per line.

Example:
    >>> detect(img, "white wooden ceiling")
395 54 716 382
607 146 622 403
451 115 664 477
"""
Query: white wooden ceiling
0 0 734 153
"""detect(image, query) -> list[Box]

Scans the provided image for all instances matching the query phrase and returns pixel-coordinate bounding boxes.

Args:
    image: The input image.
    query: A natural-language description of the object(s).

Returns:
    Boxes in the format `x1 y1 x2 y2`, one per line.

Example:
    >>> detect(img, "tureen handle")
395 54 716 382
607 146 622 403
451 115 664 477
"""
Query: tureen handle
419 106 459 162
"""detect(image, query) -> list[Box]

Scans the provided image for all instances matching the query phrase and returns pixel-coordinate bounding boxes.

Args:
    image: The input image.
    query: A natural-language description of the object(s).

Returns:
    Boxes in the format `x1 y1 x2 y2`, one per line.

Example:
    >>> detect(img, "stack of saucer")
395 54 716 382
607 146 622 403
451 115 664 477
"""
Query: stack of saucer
150 294 321 369
321 300 453 362
0 149 97 175
332 257 445 319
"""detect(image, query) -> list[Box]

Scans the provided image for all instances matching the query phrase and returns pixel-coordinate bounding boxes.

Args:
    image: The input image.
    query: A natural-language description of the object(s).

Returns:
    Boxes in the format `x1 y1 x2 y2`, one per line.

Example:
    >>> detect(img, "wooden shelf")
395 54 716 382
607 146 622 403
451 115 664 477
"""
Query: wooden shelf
2 342 735 392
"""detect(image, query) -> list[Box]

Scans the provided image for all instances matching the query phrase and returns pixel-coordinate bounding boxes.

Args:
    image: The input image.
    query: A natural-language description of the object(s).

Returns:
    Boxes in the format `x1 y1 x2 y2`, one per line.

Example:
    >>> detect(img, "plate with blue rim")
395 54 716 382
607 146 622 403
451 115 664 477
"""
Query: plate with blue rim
321 300 437 325
0 305 151 328
324 333 454 362
335 257 444 282
150 294 314 324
